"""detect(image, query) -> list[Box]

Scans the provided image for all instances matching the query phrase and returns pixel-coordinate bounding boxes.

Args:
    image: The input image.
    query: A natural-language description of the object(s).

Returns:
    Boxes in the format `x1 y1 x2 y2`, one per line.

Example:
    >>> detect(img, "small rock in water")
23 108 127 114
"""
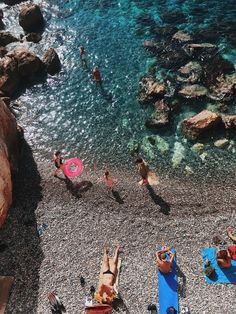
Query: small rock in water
214 138 229 148
199 152 208 161
191 143 204 154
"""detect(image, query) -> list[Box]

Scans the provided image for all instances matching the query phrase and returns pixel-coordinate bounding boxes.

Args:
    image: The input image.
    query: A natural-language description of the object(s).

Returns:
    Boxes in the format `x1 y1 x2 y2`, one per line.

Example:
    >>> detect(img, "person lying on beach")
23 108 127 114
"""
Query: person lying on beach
226 228 236 260
135 158 149 185
216 248 231 268
156 247 174 274
104 171 114 191
95 245 122 304
52 150 65 177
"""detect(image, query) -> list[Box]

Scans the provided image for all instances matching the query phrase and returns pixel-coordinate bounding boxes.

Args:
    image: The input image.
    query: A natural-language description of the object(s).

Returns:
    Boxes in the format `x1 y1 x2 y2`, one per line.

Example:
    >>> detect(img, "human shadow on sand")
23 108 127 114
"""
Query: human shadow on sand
55 177 93 198
112 190 125 204
146 185 170 215
176 265 187 298
0 139 44 313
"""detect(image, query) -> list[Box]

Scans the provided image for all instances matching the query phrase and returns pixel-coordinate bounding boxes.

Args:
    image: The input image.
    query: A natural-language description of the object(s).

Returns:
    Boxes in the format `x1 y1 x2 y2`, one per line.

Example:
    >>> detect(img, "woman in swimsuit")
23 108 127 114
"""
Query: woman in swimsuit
52 150 65 177
135 158 149 185
104 171 114 191
95 245 122 304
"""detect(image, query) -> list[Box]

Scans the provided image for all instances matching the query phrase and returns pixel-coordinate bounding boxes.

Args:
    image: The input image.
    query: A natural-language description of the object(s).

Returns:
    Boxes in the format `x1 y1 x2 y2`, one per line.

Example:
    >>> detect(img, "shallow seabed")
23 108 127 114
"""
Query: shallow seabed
1 0 236 177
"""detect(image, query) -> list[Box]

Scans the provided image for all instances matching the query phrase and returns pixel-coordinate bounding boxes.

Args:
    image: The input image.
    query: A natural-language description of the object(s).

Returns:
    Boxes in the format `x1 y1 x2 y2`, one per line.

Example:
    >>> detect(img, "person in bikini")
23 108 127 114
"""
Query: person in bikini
216 248 231 268
95 245 122 304
104 171 114 192
135 158 149 185
156 247 175 274
52 150 65 177
226 227 236 260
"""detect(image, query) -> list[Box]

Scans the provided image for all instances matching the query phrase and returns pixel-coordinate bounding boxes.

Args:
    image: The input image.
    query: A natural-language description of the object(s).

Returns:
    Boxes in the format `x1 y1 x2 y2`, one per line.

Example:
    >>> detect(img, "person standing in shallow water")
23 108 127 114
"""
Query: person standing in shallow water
104 171 114 192
92 66 102 84
79 46 87 67
135 158 149 185
52 150 65 177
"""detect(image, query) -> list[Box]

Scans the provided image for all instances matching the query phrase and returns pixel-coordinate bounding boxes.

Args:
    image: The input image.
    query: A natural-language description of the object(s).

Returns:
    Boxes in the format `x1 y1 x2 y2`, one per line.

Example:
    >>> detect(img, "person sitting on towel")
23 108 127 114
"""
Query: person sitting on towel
95 245 122 304
226 227 236 260
156 247 175 274
216 248 231 268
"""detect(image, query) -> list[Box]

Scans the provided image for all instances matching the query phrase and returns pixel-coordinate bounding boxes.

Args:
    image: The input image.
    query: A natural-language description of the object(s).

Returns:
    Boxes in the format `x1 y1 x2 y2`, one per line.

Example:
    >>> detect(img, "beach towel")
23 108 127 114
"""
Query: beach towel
0 276 14 314
202 248 236 283
157 247 178 314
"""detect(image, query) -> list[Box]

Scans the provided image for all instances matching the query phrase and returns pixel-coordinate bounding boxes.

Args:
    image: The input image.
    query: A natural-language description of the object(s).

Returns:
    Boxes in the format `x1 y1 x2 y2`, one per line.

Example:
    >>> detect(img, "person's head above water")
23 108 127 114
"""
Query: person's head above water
105 171 109 177
135 157 143 164
94 66 99 71
55 150 61 157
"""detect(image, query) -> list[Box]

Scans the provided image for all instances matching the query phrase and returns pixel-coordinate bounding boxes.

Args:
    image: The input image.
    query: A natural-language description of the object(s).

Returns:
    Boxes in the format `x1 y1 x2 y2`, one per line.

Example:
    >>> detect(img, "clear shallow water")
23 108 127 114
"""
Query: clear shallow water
2 0 236 175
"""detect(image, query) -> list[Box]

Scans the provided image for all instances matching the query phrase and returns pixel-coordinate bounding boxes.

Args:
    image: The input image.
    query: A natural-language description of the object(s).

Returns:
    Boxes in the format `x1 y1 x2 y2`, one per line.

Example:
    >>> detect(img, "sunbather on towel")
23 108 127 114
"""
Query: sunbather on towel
156 247 175 274
216 249 231 268
95 245 121 304
226 228 236 260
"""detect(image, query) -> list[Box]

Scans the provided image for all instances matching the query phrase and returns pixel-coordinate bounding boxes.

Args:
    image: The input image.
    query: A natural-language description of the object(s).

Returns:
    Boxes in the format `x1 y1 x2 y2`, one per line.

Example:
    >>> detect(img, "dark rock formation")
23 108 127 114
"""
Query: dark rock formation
142 40 160 54
184 43 218 60
7 48 45 82
182 110 222 140
178 84 208 98
172 31 192 44
19 4 44 32
177 61 202 84
0 47 7 58
0 99 20 226
3 0 27 4
145 99 170 129
42 48 61 75
25 32 42 43
0 31 18 46
0 56 19 96
223 115 236 130
138 76 166 104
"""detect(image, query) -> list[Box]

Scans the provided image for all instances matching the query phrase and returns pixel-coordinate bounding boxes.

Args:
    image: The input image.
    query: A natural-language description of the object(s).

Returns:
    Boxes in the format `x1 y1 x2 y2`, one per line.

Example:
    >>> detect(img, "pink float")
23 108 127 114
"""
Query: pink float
63 157 84 177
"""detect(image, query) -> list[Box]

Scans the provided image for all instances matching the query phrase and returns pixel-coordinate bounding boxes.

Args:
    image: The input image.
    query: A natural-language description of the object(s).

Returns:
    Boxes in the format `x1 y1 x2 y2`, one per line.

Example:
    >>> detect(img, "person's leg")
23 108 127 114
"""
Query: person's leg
52 167 59 176
101 245 110 273
110 245 121 274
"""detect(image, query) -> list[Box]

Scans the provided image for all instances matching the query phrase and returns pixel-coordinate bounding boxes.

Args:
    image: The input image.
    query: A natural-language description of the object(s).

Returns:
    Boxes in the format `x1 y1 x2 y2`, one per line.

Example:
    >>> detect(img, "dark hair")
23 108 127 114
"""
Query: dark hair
55 150 61 156
105 171 109 176
135 158 143 164
166 306 177 314
220 250 228 259
160 253 166 260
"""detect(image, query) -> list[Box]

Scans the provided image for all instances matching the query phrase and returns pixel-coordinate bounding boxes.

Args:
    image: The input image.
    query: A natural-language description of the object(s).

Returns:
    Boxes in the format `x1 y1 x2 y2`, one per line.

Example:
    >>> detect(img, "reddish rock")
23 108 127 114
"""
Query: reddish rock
145 99 170 129
19 4 44 32
0 56 19 96
42 48 61 75
0 99 20 227
182 110 222 140
139 76 166 104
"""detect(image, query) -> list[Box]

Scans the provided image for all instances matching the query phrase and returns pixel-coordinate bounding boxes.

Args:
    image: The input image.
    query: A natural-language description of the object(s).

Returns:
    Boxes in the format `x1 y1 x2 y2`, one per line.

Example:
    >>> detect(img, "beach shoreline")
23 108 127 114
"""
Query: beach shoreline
1 145 236 313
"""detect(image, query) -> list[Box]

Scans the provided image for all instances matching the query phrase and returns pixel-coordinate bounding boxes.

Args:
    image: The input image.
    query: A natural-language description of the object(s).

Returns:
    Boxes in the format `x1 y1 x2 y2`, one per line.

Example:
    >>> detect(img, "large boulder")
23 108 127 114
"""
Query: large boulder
0 31 18 46
42 48 61 75
172 30 192 43
7 48 45 81
25 32 42 43
178 84 208 98
19 4 44 32
181 110 222 140
145 99 170 129
138 76 166 104
177 61 202 84
0 99 20 227
183 43 218 60
0 56 19 96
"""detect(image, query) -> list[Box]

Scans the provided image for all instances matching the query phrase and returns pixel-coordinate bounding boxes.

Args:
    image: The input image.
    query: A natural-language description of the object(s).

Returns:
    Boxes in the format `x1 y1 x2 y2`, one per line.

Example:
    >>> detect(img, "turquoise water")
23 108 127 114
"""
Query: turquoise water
3 0 236 174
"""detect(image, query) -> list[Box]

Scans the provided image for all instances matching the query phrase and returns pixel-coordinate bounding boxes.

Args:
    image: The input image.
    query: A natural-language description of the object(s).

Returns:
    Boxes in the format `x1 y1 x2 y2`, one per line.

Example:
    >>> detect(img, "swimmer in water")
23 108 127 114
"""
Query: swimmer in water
93 66 102 84
79 46 87 66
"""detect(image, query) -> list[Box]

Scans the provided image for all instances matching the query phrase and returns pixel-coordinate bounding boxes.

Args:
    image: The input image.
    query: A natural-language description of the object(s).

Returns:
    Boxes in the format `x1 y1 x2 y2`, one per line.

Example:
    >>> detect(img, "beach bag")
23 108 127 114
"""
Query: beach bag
204 261 216 279
228 245 236 260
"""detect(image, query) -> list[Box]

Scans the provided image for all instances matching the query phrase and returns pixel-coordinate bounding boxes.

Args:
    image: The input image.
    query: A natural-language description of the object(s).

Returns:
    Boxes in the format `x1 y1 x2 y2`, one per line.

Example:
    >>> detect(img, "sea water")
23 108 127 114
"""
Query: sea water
2 0 236 176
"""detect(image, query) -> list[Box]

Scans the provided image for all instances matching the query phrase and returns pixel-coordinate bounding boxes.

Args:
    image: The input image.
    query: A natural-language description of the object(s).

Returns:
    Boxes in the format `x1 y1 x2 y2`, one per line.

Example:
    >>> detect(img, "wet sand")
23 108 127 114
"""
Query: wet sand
0 144 236 313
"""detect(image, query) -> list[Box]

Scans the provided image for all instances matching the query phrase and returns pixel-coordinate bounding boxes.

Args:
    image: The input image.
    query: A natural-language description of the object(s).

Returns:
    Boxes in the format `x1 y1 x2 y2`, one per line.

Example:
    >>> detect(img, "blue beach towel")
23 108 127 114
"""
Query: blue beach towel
157 247 178 314
202 248 236 283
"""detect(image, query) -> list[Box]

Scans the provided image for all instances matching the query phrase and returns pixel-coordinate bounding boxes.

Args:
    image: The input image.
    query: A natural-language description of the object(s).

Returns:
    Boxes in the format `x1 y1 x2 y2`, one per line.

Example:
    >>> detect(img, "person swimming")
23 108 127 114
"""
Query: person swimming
79 46 87 66
93 66 102 83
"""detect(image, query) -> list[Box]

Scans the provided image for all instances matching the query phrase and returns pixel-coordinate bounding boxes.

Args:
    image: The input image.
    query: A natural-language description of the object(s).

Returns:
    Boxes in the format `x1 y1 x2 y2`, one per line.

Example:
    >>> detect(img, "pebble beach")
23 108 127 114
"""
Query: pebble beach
1 143 236 313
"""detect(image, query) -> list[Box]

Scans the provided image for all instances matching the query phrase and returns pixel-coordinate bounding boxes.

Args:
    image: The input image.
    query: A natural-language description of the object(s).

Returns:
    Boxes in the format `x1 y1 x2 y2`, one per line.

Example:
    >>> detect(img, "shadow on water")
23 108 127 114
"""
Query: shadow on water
146 185 170 215
0 139 43 313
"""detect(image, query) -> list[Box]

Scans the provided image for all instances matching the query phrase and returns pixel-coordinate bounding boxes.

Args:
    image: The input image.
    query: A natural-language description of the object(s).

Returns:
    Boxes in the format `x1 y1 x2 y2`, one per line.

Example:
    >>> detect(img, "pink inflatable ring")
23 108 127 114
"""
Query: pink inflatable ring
63 158 84 177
